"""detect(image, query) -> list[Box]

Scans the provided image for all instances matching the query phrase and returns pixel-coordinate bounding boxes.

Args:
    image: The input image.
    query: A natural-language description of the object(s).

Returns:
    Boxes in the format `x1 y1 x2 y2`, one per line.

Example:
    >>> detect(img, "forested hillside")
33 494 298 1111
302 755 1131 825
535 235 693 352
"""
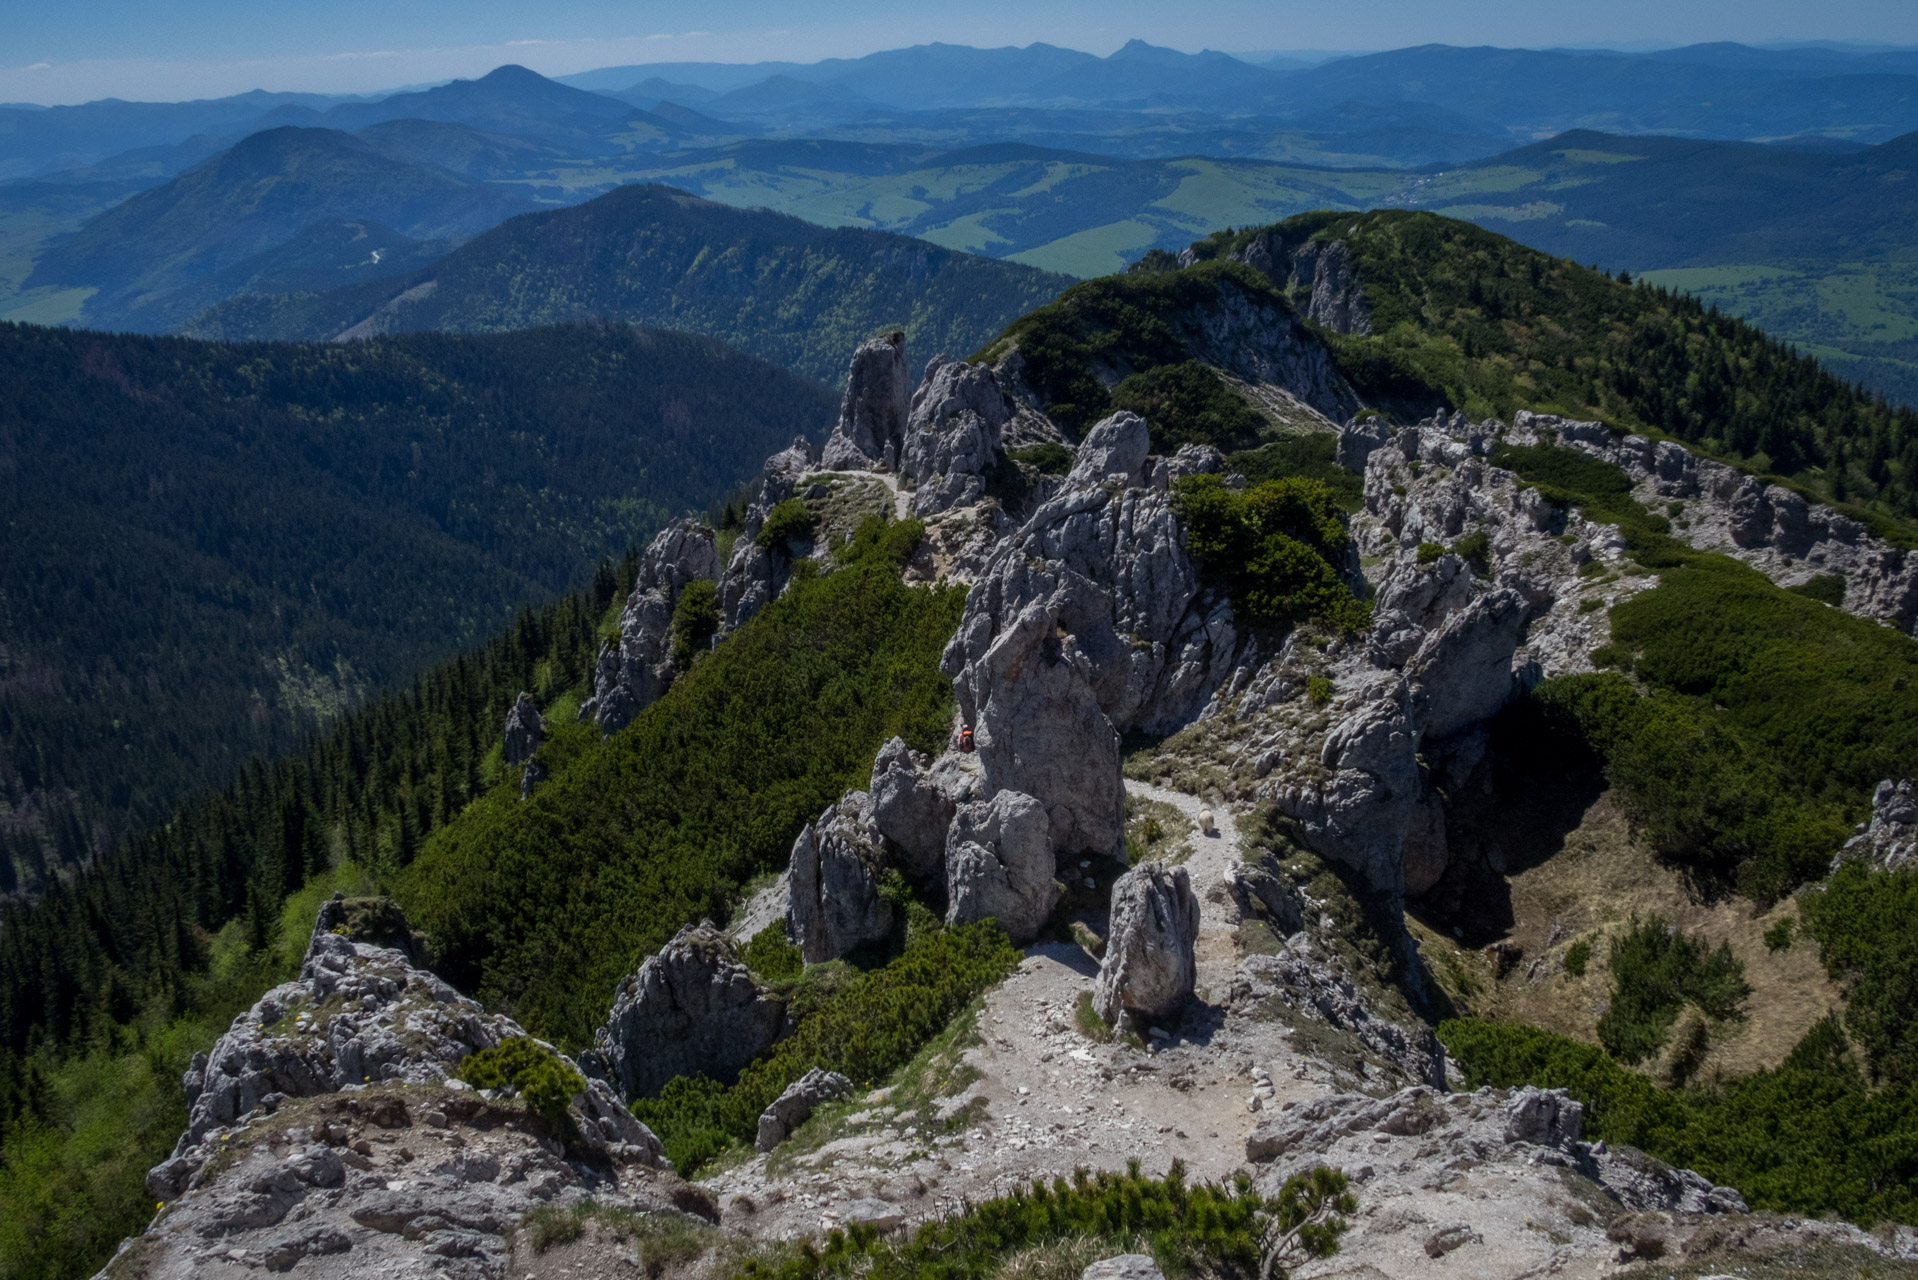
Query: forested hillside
0 320 836 895
26 127 533 329
182 184 1074 386
1175 211 1918 526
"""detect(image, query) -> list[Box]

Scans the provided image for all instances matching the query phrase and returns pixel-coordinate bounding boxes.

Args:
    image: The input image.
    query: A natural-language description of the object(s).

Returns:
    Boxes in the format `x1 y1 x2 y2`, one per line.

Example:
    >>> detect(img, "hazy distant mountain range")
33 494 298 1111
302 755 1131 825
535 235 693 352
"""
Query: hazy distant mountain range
6 42 1918 401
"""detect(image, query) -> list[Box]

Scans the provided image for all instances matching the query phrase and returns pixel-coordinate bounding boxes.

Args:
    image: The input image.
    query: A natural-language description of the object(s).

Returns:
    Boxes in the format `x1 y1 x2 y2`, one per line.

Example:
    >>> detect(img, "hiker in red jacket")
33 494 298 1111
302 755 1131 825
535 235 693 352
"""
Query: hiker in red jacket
957 722 975 753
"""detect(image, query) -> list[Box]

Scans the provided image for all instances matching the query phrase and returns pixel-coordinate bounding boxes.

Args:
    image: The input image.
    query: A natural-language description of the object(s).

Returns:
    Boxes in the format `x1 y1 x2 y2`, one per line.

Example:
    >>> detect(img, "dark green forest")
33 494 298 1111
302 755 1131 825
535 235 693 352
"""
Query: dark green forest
181 184 1074 387
0 320 834 893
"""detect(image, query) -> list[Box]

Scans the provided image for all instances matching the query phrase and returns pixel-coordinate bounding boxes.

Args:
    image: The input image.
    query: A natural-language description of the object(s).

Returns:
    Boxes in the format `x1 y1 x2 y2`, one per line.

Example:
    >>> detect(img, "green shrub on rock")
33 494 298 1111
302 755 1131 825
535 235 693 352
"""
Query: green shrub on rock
456 1037 584 1122
1174 474 1368 635
1109 360 1267 453
741 924 803 984
669 579 720 669
756 499 815 551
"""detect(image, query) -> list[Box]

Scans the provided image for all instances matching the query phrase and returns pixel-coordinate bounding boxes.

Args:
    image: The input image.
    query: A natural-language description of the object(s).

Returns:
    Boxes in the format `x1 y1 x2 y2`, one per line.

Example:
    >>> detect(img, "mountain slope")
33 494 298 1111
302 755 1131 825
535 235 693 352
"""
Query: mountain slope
1178 210 1918 523
26 126 531 327
181 183 1074 386
104 217 449 333
0 319 836 894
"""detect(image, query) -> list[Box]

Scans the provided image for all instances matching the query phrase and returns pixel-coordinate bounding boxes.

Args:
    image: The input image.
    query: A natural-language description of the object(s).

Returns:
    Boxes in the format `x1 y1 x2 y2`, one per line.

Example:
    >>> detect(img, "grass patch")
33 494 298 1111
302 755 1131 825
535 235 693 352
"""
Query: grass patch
1074 990 1113 1044
1009 443 1073 475
1124 795 1192 866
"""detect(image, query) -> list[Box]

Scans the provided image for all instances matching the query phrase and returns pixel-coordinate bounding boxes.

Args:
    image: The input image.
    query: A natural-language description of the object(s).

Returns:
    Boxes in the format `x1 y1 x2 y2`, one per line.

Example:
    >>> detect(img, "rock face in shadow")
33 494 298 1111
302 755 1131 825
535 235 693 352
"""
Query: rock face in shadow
944 789 1059 943
1094 862 1199 1031
820 333 910 471
718 437 814 632
787 791 896 964
583 921 785 1102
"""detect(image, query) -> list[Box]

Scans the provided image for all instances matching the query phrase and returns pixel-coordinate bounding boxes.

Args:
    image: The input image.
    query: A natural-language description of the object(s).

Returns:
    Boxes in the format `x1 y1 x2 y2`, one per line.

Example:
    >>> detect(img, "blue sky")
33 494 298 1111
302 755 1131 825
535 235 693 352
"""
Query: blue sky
6 0 1918 104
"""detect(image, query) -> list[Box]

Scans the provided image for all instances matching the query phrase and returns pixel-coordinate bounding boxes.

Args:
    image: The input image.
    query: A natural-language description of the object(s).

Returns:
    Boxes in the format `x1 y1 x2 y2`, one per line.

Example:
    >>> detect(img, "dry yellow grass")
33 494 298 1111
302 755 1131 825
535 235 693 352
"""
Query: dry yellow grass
1417 790 1842 1078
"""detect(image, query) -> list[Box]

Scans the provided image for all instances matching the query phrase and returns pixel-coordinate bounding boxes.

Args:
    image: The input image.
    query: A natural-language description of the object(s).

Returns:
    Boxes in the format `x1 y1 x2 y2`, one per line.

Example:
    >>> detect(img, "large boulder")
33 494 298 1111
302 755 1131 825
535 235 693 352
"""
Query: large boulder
868 737 959 882
1836 778 1918 872
788 791 896 964
945 789 1059 943
755 1068 854 1152
820 333 911 471
1094 862 1199 1030
1273 678 1422 896
583 922 785 1101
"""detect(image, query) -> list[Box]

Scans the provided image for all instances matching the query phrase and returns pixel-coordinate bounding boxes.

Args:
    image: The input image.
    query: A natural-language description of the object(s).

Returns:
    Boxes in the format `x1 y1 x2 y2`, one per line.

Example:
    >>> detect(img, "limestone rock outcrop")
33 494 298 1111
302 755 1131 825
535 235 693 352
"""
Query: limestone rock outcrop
719 438 814 631
944 789 1059 943
900 357 1010 517
1094 862 1199 1030
754 1068 853 1152
128 1079 684 1280
868 737 960 882
820 333 911 471
1836 778 1917 872
1064 411 1151 488
1510 408 1918 635
502 693 542 766
943 586 1126 858
1247 1083 1749 1224
146 894 661 1205
583 518 721 734
788 791 896 964
582 922 785 1102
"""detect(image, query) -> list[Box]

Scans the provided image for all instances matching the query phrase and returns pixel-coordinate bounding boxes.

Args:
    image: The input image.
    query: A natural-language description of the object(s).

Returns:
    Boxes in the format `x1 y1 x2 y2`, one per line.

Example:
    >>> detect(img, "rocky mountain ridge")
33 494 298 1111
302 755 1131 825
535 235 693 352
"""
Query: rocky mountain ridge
113 319 1918 1279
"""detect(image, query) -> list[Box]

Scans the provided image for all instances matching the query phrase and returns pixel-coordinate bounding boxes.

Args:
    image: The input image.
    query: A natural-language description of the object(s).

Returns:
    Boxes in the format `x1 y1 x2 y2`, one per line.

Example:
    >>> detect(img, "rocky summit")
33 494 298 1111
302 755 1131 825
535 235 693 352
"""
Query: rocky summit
96 298 1918 1280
